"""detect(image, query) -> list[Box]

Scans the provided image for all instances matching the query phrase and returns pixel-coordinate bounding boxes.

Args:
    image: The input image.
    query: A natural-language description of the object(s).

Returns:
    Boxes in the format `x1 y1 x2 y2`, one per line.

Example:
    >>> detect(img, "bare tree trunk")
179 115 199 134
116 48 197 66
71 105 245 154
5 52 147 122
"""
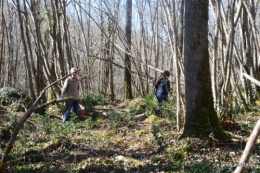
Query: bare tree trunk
125 0 133 99
0 0 5 87
109 42 115 101
209 0 220 110
213 0 243 117
16 0 36 100
182 0 227 139
104 24 110 95
108 0 121 101
136 1 149 94
61 0 73 68
242 0 260 98
24 1 60 100
53 0 66 77
243 5 254 103
99 0 104 94
4 3 20 88
24 1 38 100
175 0 185 131
161 0 184 131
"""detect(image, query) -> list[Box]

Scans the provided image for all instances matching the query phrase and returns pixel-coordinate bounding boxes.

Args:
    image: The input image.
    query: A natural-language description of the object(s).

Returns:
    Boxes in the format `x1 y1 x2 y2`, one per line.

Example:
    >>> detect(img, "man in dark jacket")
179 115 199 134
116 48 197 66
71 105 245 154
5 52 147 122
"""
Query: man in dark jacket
155 71 170 110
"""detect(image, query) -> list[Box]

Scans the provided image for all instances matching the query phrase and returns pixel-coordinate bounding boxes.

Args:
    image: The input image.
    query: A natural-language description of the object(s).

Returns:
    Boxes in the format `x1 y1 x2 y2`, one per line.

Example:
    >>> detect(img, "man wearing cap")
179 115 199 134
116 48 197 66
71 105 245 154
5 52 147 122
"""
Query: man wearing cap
61 68 80 122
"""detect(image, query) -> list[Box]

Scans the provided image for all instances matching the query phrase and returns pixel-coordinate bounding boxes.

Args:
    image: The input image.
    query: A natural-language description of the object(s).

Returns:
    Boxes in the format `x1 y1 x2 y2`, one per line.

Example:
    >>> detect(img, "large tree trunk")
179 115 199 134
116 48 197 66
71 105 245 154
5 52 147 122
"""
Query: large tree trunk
181 0 227 139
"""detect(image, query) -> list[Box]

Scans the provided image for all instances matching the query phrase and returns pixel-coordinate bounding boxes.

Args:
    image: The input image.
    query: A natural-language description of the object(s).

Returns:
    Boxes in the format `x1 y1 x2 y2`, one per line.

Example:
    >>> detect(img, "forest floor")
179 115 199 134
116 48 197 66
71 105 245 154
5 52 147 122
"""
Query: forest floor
1 98 260 173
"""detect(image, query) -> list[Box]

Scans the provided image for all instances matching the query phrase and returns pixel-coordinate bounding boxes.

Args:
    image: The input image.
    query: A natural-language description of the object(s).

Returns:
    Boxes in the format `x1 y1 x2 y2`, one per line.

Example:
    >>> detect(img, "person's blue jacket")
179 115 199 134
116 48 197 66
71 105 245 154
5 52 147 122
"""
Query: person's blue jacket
155 78 170 95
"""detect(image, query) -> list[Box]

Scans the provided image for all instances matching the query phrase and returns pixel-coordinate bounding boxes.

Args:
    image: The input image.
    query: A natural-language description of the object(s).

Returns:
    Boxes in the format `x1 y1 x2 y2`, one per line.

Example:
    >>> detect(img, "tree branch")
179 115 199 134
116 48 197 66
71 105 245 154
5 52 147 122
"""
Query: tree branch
242 73 260 87
0 70 80 172
234 73 260 173
234 119 260 173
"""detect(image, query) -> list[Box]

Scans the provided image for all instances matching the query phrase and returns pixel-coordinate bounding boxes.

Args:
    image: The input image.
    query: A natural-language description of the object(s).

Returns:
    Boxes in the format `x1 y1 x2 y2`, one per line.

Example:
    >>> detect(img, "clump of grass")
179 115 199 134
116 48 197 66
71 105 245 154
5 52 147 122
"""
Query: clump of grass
141 92 158 114
108 111 124 129
81 92 109 113
144 114 159 123
127 98 146 115
134 130 147 136
157 100 176 119
0 87 32 111
48 103 65 116
127 92 158 115
183 160 213 173
166 140 191 161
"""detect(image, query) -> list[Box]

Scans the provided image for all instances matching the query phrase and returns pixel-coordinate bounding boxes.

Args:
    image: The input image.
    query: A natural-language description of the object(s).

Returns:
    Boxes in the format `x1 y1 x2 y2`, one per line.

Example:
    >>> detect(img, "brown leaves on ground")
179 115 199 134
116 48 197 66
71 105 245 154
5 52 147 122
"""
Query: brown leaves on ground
1 102 260 172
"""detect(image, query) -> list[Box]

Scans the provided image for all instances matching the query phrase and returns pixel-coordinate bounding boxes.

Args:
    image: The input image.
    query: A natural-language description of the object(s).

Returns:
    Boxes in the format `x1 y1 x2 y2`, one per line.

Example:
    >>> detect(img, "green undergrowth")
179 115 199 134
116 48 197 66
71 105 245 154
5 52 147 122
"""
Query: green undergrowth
0 93 260 172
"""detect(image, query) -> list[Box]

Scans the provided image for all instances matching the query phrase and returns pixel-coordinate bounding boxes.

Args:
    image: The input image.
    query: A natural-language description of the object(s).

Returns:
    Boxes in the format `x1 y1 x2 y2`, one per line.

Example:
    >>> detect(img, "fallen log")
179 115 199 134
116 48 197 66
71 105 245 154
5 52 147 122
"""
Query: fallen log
0 70 80 173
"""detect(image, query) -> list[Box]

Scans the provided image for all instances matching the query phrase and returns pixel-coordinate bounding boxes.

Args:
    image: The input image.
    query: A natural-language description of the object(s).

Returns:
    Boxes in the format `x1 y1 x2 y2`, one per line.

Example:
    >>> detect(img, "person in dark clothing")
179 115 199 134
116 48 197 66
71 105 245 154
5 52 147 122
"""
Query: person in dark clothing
155 71 170 110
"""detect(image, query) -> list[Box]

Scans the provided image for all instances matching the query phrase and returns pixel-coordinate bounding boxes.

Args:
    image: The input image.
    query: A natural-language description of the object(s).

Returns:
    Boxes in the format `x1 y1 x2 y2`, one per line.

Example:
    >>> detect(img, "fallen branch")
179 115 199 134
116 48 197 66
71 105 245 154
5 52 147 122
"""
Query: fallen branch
234 119 260 173
32 97 72 112
234 73 260 173
94 106 127 112
130 113 147 121
0 70 80 172
242 73 260 86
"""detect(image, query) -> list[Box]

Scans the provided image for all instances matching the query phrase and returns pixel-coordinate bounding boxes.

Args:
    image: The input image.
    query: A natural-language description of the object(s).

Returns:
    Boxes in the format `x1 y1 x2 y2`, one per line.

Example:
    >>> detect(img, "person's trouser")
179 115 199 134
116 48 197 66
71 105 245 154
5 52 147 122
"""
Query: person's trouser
155 93 168 103
63 99 79 122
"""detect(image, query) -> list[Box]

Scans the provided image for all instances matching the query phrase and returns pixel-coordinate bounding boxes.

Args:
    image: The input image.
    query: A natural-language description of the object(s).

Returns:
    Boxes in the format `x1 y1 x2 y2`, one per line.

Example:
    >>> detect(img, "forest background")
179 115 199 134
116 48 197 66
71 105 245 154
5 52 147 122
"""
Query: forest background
1 0 259 117
0 0 260 172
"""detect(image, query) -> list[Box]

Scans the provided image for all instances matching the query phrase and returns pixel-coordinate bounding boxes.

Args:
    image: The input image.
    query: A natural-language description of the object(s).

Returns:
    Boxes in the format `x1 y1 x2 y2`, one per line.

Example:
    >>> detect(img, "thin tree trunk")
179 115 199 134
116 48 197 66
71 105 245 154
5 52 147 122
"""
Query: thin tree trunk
124 0 133 99
53 0 66 77
209 0 220 110
0 0 5 87
16 0 35 100
161 0 184 131
61 0 73 68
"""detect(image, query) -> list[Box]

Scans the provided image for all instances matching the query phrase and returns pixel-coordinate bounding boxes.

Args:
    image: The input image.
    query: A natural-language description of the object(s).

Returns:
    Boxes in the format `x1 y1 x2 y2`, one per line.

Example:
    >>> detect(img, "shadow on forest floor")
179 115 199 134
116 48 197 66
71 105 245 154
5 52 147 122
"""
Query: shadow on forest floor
1 102 260 173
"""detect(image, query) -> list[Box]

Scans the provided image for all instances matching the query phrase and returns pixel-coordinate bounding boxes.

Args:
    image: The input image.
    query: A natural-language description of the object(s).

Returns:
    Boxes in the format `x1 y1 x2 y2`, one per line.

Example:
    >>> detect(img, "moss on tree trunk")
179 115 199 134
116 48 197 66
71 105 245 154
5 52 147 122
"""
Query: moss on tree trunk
181 107 228 139
182 0 228 140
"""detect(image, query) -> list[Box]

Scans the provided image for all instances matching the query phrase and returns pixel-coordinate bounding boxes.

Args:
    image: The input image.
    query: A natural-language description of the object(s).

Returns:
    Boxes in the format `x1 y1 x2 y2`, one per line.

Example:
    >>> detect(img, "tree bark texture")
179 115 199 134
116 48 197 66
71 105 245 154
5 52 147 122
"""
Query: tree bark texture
124 0 133 99
182 0 227 139
17 0 36 100
0 0 4 87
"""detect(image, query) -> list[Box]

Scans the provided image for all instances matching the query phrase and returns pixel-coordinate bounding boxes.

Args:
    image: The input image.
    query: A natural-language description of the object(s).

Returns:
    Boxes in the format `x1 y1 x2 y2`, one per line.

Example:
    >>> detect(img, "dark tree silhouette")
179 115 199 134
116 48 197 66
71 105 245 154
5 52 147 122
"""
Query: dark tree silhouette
124 0 133 99
181 0 227 139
